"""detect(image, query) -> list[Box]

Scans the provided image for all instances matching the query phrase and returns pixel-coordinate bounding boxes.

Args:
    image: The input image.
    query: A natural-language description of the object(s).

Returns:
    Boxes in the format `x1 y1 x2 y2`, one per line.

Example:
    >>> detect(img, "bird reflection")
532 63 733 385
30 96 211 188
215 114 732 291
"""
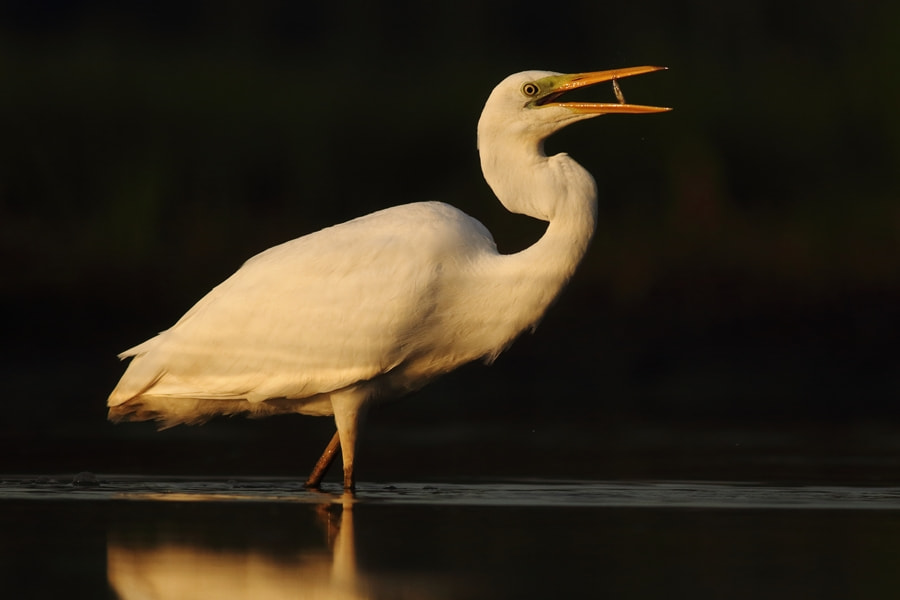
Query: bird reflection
107 493 365 600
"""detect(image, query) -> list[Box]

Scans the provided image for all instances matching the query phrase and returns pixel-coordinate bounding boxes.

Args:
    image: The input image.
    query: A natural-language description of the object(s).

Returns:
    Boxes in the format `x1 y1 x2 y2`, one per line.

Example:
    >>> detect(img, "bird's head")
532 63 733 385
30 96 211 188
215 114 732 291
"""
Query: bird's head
477 66 670 221
478 66 670 148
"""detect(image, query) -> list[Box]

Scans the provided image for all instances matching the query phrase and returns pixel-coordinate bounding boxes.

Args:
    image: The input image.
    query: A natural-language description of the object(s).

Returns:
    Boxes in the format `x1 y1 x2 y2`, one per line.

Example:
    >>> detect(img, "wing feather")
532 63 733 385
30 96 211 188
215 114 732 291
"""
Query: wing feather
108 202 496 409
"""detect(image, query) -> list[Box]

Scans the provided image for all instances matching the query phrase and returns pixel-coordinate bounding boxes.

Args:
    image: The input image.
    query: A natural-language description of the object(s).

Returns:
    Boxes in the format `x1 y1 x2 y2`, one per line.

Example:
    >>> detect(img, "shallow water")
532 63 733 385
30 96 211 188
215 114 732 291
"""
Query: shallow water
4 476 900 598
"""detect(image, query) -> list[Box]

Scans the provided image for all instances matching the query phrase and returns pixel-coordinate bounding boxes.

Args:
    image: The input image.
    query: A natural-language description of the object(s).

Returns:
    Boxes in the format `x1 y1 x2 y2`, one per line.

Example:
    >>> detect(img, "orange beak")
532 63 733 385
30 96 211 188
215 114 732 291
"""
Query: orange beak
541 66 671 114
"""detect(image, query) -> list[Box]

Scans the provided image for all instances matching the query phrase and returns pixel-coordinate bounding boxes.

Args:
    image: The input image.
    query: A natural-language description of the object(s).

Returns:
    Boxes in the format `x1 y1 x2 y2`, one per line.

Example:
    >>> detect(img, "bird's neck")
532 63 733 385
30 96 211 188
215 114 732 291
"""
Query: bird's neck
477 139 598 353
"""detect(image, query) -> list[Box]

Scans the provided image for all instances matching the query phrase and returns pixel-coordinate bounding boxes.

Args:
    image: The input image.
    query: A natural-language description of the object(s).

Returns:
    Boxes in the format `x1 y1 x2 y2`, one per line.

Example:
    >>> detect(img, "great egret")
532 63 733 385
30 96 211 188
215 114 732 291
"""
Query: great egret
108 66 669 489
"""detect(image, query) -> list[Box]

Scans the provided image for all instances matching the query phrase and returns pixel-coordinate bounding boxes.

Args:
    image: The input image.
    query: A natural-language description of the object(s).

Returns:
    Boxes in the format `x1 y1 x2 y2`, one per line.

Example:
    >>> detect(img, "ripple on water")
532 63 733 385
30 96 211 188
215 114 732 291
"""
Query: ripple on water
2 476 900 510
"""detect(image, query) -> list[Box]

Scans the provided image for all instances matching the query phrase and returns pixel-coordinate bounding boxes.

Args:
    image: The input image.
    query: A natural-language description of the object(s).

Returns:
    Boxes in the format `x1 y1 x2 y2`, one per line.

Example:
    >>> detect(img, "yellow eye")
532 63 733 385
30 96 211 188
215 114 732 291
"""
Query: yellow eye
521 83 539 97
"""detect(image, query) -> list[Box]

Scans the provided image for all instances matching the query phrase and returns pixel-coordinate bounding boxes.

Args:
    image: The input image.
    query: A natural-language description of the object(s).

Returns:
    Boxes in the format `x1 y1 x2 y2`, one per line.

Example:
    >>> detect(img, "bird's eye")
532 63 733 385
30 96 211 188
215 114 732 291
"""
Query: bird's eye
521 83 540 97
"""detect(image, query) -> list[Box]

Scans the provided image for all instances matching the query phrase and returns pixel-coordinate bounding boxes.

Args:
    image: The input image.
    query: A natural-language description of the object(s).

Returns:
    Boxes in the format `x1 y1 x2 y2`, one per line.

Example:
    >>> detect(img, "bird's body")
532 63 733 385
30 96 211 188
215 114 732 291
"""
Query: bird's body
109 67 669 488
108 199 565 422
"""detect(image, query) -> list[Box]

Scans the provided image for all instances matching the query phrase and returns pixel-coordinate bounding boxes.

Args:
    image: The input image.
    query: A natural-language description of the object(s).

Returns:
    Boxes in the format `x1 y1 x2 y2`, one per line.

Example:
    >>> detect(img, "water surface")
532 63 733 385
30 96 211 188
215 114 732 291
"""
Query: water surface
3 476 900 599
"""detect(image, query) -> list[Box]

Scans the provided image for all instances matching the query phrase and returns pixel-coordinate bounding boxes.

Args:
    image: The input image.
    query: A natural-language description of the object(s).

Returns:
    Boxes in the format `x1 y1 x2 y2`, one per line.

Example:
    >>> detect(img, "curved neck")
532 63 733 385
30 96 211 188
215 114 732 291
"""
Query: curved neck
479 129 598 261
475 135 599 353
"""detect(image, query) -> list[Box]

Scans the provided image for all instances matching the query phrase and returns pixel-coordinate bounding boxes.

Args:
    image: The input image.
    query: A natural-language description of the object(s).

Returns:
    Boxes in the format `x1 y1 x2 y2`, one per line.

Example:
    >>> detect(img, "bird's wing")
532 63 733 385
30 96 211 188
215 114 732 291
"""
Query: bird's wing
108 202 496 406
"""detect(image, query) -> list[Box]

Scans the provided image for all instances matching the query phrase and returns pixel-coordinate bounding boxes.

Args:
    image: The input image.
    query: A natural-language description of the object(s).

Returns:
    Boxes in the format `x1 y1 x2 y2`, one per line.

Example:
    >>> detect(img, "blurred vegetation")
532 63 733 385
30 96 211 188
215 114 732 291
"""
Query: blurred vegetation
0 0 898 461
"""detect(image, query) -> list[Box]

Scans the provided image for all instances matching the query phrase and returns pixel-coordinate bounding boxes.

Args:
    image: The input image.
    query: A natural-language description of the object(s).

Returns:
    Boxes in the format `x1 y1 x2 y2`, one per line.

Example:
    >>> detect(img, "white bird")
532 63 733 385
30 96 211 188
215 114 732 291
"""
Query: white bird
108 66 669 489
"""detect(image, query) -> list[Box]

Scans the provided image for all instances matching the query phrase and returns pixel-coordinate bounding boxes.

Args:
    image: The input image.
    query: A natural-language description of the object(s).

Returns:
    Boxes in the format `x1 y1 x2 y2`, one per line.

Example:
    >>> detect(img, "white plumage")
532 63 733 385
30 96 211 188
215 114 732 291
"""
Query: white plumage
109 67 669 488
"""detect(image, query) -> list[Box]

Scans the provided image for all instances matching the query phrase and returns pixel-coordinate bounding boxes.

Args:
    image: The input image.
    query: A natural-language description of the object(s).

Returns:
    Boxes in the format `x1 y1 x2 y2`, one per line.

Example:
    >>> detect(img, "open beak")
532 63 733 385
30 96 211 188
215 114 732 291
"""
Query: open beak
540 66 671 114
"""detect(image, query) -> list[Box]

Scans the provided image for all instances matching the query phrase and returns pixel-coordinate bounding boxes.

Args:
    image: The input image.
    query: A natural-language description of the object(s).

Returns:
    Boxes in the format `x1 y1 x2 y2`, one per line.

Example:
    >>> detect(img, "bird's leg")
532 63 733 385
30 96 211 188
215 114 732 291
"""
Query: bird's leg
334 418 359 491
331 391 368 491
343 454 356 491
305 430 341 488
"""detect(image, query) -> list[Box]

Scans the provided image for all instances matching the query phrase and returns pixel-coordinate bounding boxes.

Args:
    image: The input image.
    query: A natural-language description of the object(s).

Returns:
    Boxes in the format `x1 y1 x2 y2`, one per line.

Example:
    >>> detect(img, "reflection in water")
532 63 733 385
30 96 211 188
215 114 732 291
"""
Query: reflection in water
1 477 897 599
107 493 366 600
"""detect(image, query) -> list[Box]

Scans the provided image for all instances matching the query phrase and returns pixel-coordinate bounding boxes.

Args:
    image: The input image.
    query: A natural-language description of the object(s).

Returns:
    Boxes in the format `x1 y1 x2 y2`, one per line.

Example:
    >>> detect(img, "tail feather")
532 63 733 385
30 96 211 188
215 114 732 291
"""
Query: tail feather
107 396 247 429
108 337 167 408
107 395 293 429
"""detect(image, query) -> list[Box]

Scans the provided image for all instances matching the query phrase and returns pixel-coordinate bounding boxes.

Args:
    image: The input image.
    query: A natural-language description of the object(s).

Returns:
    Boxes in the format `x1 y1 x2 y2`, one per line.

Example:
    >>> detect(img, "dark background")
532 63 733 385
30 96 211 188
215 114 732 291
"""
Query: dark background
2 1 898 481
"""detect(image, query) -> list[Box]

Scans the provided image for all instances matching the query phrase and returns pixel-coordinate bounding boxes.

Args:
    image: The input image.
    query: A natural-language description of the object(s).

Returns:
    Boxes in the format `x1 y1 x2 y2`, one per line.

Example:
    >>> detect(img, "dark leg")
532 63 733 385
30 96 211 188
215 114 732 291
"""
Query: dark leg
305 430 342 488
